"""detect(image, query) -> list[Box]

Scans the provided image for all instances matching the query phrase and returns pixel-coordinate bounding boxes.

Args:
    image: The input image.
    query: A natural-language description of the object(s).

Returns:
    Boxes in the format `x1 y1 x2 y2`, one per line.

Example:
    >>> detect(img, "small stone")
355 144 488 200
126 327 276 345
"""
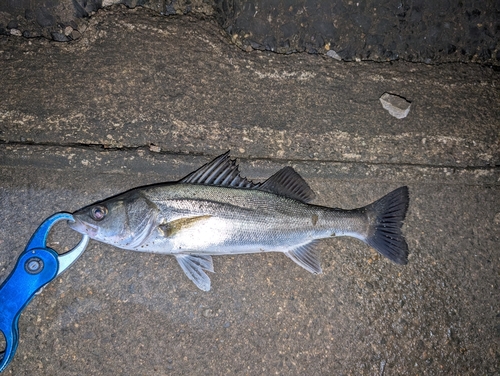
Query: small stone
78 22 88 33
326 50 342 61
7 20 18 29
64 26 73 36
71 30 82 40
149 144 161 153
202 309 213 317
36 8 55 28
165 4 176 15
102 0 121 6
10 29 22 37
379 92 412 119
23 30 41 38
51 32 69 42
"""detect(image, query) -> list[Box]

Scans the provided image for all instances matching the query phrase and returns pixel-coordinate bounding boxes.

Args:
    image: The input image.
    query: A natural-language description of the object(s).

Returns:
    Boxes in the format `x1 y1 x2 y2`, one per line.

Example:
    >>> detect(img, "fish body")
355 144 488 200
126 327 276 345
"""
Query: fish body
70 152 409 291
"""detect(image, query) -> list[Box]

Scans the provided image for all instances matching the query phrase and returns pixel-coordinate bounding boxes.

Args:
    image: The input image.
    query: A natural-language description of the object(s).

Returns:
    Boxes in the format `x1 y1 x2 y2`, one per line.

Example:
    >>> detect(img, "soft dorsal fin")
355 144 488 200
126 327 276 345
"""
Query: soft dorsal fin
257 166 316 203
180 151 258 188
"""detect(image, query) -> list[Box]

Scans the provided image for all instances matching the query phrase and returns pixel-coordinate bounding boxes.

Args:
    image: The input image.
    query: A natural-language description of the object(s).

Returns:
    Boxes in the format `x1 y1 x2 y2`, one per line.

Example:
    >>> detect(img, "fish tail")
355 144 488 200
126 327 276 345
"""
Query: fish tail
363 186 410 265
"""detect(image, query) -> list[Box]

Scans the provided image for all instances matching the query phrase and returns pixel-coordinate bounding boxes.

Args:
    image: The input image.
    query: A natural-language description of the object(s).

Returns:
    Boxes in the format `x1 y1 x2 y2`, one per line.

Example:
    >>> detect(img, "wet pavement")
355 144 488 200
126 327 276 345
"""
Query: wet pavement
0 6 499 375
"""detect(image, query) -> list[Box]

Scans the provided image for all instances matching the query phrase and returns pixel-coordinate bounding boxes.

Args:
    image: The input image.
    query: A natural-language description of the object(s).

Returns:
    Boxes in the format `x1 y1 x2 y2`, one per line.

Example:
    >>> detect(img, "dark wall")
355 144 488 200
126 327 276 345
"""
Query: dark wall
215 0 500 64
0 0 498 64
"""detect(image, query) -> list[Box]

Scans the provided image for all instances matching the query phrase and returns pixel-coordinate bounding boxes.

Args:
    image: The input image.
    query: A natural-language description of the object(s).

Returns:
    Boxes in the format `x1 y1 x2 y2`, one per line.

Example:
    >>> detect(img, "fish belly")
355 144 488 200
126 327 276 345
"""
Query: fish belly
141 210 334 256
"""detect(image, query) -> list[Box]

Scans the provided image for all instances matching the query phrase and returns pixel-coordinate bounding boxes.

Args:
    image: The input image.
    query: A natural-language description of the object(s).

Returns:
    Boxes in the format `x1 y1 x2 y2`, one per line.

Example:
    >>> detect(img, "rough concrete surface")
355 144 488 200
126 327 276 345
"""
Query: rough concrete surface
0 6 499 375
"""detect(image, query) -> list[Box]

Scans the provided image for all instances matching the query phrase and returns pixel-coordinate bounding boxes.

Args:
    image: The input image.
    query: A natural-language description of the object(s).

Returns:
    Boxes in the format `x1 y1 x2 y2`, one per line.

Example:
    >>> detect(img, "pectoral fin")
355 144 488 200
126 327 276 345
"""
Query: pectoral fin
284 241 322 274
160 215 212 238
175 254 214 291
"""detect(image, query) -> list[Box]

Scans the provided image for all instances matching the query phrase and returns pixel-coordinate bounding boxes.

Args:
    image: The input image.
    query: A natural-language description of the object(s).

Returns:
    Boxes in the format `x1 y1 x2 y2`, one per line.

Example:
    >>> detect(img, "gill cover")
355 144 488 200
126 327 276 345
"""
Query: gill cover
70 190 159 249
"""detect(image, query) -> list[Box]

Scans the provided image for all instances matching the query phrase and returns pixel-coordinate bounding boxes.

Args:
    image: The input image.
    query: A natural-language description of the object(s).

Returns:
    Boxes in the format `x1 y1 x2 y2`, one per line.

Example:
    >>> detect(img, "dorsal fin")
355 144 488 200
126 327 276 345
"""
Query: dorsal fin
180 151 258 188
180 152 316 203
257 166 316 203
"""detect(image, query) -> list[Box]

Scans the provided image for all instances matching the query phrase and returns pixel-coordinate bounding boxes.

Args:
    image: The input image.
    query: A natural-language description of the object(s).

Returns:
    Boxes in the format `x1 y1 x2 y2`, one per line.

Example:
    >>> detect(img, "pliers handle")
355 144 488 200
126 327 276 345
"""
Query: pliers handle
0 213 89 372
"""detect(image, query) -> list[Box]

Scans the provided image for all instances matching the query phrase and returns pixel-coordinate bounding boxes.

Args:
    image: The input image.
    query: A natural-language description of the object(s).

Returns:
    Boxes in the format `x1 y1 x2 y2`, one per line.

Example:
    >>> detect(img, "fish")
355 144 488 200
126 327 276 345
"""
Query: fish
69 151 410 291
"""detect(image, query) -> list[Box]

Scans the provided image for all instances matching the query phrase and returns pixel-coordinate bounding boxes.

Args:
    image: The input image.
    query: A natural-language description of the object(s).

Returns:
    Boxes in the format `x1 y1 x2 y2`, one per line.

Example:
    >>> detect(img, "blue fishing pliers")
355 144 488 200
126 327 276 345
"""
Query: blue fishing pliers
0 213 89 372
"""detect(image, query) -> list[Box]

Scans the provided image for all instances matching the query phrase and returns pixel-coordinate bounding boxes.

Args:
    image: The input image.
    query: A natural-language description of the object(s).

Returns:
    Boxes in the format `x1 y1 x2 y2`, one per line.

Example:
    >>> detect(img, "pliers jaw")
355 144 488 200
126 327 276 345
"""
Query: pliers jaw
57 226 89 277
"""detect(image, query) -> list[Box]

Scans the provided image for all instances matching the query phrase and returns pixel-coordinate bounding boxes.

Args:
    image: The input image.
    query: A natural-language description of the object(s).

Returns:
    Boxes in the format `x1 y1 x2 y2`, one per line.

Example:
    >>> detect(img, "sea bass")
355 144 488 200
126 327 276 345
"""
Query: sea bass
69 152 410 291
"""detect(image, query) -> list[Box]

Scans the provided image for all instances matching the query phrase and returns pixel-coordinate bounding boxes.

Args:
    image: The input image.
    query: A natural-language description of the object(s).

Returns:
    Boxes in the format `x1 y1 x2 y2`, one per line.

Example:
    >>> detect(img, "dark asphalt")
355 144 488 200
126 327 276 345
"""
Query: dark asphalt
0 6 498 375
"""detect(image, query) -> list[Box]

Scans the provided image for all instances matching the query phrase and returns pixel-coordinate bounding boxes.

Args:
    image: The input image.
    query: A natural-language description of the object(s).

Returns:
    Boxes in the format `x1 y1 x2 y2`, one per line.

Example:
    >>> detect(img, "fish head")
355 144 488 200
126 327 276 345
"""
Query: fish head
69 190 159 249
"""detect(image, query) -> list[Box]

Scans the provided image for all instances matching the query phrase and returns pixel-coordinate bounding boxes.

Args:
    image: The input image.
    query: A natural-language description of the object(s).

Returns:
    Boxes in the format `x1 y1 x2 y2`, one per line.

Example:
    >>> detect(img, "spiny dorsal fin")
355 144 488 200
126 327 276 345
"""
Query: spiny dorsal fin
257 166 316 203
180 151 258 188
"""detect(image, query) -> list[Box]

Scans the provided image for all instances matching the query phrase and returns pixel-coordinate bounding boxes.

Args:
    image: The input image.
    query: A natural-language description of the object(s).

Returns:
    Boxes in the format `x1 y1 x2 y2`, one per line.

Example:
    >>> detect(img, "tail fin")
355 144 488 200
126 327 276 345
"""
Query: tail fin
363 186 410 265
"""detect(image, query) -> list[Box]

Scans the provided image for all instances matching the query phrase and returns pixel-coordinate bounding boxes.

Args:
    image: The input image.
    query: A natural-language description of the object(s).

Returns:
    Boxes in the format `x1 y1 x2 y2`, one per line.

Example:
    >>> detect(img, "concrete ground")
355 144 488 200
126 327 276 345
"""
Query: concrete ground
0 6 498 375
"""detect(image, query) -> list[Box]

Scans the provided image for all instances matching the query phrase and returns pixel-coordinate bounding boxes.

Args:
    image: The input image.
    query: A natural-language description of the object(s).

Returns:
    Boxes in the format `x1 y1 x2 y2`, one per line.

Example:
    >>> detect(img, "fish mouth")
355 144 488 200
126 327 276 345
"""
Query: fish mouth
68 218 98 238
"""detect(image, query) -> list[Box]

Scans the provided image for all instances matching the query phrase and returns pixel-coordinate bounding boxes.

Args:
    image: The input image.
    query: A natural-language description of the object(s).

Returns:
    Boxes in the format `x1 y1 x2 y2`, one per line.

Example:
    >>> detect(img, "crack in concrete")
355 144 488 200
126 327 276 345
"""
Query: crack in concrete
1 140 498 172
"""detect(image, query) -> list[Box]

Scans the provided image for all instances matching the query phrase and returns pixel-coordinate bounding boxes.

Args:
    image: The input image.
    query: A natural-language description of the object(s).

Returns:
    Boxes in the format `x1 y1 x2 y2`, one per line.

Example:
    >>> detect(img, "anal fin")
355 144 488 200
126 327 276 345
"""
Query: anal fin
284 241 322 274
175 254 214 291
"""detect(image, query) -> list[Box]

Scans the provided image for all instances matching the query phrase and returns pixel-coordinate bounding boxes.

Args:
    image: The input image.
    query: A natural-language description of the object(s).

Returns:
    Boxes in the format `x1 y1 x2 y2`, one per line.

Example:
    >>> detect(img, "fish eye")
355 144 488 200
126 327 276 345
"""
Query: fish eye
90 205 108 221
